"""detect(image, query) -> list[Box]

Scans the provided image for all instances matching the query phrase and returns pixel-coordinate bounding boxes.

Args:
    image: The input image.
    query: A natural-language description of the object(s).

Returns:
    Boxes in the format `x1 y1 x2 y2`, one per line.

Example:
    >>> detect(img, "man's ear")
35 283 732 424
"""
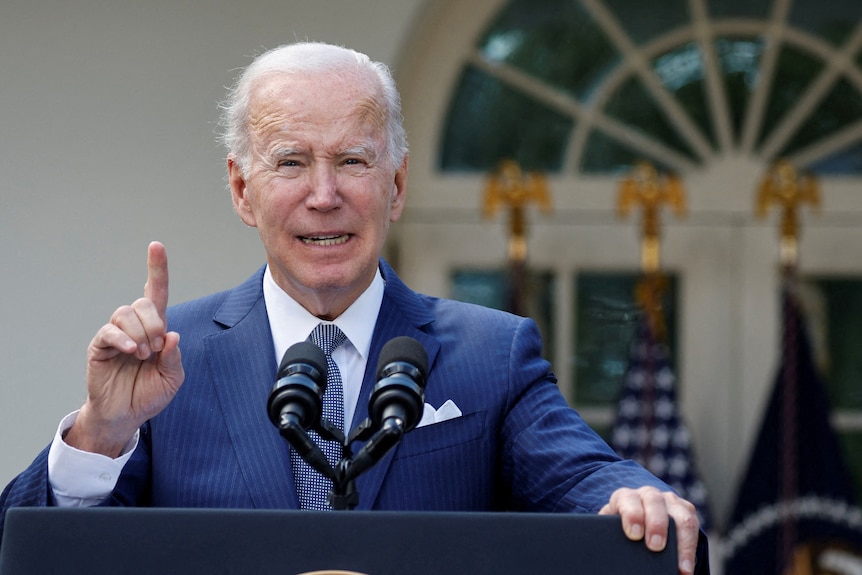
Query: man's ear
389 155 408 222
228 157 257 227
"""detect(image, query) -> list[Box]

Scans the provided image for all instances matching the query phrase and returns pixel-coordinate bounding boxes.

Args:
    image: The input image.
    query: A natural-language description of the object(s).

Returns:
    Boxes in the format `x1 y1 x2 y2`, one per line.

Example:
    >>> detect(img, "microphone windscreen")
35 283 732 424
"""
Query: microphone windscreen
277 341 327 381
376 336 428 381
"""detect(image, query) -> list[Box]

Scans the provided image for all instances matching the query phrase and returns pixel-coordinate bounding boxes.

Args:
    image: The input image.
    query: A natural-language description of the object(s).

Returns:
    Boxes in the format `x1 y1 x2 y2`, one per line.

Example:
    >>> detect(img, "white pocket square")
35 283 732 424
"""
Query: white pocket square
416 399 463 428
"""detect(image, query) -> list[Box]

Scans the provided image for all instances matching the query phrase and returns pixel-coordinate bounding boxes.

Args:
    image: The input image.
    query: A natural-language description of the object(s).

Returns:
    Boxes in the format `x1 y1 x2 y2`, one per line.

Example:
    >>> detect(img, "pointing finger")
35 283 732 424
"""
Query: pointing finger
144 241 170 322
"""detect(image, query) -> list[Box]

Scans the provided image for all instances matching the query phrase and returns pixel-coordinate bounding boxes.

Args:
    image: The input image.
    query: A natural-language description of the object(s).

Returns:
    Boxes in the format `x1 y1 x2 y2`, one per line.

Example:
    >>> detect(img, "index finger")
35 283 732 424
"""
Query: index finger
144 241 170 321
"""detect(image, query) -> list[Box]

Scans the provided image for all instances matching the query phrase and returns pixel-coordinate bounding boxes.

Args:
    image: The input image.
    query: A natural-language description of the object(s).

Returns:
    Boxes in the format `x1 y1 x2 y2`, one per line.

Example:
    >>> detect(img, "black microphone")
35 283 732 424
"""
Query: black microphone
369 336 428 433
267 341 328 430
343 336 428 485
267 342 335 479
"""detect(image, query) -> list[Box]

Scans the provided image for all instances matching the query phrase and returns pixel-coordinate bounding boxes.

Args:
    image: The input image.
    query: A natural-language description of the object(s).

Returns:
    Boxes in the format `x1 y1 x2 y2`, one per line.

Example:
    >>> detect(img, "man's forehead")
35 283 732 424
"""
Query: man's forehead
253 73 381 117
251 69 377 105
247 73 387 145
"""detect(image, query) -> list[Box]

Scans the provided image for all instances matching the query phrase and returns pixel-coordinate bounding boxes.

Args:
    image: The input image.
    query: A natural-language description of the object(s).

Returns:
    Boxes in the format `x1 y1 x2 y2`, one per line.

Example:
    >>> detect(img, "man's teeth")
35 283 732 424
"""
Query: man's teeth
301 234 349 246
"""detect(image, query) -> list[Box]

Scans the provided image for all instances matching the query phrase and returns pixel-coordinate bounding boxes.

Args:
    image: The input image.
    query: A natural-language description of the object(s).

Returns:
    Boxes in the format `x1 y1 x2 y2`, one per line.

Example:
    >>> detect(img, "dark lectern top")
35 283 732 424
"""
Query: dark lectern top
0 507 677 574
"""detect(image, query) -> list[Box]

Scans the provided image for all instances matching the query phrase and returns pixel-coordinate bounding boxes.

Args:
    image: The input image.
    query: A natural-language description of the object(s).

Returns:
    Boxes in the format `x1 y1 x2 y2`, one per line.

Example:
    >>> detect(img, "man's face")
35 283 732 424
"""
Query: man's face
229 70 407 319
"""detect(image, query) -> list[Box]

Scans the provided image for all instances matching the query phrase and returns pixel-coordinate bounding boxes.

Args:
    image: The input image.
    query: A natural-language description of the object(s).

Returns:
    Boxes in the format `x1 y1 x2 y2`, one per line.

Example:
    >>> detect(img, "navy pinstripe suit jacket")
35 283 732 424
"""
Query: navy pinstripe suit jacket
0 259 670 529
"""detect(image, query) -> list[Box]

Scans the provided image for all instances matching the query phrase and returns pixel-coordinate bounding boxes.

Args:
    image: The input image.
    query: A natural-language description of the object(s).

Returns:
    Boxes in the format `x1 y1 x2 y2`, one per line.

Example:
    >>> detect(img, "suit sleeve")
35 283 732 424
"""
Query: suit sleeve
500 316 672 513
0 446 53 547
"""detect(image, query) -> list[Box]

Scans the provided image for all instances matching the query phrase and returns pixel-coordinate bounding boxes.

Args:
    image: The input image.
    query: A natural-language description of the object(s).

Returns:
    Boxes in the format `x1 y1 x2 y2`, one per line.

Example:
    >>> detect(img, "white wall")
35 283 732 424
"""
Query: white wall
0 0 427 486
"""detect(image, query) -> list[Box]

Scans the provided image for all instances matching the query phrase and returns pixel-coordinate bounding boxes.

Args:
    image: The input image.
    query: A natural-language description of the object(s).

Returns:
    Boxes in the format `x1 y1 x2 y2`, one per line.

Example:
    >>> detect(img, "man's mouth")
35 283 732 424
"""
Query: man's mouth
300 234 350 246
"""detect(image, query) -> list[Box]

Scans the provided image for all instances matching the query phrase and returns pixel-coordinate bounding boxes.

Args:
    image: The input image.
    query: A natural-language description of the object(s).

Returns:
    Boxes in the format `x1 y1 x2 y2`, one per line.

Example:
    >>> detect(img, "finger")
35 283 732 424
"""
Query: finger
158 331 185 386
602 488 646 542
109 304 150 358
641 488 670 552
664 494 700 575
144 241 170 322
111 300 165 360
88 323 139 360
131 296 168 355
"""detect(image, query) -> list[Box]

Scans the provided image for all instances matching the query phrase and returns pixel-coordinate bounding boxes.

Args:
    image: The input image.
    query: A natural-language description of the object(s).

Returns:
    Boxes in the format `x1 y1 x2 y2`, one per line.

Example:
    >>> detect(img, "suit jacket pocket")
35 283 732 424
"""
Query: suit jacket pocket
393 410 486 460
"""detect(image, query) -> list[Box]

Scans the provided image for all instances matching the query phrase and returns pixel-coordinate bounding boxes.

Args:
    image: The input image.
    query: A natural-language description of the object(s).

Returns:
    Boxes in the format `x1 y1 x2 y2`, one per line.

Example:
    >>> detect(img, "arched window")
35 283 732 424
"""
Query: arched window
440 0 862 175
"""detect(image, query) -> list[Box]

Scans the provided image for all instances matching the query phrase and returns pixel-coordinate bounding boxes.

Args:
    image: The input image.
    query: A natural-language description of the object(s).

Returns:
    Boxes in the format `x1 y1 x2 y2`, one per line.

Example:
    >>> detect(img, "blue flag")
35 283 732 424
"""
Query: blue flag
610 311 713 531
722 281 862 574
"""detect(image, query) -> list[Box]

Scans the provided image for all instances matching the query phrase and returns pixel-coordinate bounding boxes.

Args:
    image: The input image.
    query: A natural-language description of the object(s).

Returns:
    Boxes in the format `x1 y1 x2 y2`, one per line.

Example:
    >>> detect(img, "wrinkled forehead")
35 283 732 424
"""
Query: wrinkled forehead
247 70 388 139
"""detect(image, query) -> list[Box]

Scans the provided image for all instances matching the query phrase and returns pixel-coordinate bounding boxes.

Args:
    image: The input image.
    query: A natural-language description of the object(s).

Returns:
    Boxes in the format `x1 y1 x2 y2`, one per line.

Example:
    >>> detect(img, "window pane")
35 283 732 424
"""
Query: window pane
652 42 717 148
478 0 620 102
758 46 823 147
802 278 862 409
581 130 677 174
708 0 772 19
715 37 765 139
604 0 689 46
450 268 555 361
789 1 861 47
439 65 573 172
780 79 862 161
573 273 678 406
603 76 699 162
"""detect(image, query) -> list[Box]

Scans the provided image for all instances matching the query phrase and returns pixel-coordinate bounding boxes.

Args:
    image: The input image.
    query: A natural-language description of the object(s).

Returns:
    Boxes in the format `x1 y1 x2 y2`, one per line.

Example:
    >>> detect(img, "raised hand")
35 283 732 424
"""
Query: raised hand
65 242 185 457
599 486 701 575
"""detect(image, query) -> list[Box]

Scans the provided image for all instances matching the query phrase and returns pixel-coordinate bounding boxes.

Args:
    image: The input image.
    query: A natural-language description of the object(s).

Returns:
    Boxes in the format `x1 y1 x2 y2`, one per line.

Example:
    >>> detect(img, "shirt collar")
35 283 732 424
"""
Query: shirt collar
263 265 384 364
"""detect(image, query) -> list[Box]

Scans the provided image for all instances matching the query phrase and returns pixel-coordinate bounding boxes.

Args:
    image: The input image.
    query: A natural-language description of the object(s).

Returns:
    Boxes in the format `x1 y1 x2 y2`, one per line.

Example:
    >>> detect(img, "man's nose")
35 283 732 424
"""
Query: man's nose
305 164 341 210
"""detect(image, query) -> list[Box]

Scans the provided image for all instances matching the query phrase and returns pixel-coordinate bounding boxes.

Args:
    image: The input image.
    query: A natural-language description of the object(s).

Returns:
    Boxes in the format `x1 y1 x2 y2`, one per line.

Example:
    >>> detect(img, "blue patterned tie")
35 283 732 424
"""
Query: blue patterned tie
291 323 346 510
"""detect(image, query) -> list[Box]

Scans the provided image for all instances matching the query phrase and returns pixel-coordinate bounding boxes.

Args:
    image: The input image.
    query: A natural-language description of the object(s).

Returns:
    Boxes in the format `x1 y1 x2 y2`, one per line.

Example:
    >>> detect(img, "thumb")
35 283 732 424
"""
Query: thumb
158 331 184 386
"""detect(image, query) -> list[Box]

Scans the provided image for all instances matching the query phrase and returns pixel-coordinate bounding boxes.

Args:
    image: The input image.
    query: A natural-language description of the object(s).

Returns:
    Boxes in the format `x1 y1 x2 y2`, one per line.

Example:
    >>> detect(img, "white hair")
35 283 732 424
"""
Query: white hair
219 42 408 176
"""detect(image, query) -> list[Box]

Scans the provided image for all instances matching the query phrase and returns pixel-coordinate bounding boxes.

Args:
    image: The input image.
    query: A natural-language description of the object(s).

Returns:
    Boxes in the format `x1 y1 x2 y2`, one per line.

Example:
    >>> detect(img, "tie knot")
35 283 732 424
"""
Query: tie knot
309 323 346 356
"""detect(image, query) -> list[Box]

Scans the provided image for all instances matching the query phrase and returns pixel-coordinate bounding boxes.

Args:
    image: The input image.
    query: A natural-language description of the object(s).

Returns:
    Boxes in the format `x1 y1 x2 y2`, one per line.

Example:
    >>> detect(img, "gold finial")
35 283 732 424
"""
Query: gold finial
756 159 820 270
617 161 686 274
483 159 552 262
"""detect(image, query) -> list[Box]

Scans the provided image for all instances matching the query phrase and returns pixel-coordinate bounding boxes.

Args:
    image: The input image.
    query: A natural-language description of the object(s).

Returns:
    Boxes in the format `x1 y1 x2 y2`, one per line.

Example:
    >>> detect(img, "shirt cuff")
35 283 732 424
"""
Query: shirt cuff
47 410 139 507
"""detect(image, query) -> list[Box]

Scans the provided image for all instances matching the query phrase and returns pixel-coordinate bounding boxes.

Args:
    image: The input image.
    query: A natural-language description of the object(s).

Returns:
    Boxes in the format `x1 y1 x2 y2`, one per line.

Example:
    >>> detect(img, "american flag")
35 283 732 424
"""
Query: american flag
610 312 712 530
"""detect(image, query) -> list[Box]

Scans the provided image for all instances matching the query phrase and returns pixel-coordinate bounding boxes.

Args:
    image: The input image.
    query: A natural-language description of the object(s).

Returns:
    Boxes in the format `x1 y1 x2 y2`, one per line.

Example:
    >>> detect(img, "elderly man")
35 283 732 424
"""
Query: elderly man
0 42 705 574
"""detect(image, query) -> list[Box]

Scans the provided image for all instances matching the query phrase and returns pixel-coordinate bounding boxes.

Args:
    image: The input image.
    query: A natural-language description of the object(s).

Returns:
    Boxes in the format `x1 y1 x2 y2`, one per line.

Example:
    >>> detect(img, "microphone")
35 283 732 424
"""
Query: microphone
343 336 428 484
267 342 335 479
267 341 328 430
369 336 428 433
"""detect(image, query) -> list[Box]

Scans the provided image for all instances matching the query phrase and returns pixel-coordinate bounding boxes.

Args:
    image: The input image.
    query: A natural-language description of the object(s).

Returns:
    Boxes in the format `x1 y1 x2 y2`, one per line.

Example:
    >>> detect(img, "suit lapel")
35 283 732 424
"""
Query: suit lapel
200 261 439 511
351 260 440 510
206 270 299 509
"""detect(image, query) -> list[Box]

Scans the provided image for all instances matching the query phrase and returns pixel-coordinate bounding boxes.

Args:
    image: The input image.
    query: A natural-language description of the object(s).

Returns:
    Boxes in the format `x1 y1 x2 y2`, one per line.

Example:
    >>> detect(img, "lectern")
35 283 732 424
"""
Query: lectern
0 508 677 574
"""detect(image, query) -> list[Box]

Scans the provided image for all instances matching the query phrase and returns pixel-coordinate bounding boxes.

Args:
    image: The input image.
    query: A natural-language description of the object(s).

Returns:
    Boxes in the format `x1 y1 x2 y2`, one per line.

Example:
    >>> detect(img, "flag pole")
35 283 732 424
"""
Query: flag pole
482 159 552 316
756 159 821 573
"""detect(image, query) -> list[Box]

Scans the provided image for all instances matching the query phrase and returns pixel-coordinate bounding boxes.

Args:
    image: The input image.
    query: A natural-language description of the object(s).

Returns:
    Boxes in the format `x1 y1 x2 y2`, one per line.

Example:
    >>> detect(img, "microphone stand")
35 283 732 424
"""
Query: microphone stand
276 408 414 511
321 417 405 511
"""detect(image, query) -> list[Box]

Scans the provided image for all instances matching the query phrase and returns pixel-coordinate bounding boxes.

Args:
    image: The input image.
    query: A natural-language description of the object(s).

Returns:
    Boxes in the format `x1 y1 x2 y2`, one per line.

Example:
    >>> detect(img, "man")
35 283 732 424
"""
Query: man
0 42 704 574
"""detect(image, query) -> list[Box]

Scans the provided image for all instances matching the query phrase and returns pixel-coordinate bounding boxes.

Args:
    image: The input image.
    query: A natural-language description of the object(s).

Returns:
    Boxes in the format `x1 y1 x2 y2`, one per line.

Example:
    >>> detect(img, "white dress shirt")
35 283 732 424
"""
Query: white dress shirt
263 265 384 430
47 265 384 507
